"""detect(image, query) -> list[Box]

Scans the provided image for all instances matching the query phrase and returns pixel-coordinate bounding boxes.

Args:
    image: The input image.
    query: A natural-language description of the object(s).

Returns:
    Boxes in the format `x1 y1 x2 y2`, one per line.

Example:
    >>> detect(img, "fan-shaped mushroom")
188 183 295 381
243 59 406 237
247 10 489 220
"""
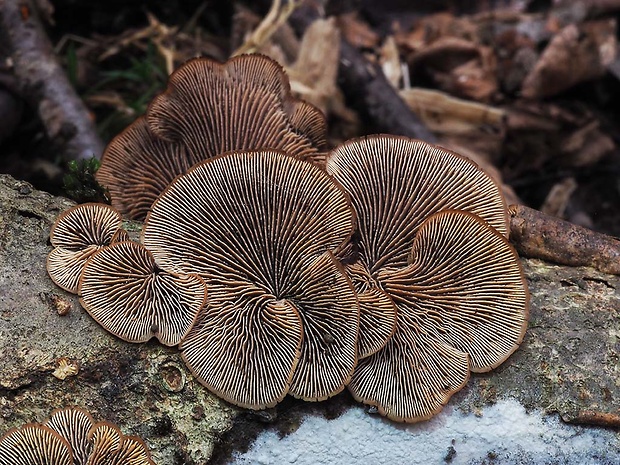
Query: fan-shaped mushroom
47 203 124 294
96 117 195 221
0 424 73 465
98 54 327 220
142 149 358 408
326 134 510 357
348 210 528 422
45 407 94 465
88 423 154 465
0 408 155 465
79 241 207 346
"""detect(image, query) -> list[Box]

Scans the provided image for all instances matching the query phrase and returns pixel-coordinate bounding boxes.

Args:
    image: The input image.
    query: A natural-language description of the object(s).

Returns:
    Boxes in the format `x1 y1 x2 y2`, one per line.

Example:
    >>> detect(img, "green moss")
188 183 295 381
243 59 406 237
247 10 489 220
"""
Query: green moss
63 157 110 204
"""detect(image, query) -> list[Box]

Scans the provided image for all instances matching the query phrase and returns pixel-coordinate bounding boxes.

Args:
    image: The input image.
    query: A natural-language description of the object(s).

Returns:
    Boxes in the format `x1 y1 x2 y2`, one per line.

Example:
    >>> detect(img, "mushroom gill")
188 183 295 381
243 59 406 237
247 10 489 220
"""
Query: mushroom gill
0 408 155 465
348 210 528 422
142 149 358 408
97 54 327 220
45 408 94 465
326 134 512 359
0 424 73 465
87 423 154 465
47 203 125 294
79 240 207 346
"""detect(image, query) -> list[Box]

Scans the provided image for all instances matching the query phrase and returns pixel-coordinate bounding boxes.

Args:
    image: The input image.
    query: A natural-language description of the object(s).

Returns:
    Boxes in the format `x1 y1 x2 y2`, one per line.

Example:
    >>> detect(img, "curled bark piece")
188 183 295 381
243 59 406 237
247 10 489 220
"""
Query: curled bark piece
509 204 620 275
0 0 104 160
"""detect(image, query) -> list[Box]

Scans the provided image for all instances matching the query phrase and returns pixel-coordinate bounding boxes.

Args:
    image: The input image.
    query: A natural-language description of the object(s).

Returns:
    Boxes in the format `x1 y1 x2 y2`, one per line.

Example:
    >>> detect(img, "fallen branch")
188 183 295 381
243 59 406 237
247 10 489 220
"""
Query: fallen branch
0 0 104 160
289 5 436 142
509 204 620 275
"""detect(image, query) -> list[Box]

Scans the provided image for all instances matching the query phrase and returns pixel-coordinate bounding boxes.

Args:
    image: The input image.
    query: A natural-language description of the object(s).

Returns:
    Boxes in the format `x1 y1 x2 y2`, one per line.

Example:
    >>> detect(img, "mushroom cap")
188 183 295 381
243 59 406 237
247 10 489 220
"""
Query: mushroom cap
146 54 325 163
325 134 509 273
285 98 327 151
0 424 73 465
47 203 123 293
348 210 528 422
96 117 195 221
143 150 356 408
98 55 327 220
79 241 206 347
142 150 354 280
45 408 94 465
88 422 154 465
345 262 398 359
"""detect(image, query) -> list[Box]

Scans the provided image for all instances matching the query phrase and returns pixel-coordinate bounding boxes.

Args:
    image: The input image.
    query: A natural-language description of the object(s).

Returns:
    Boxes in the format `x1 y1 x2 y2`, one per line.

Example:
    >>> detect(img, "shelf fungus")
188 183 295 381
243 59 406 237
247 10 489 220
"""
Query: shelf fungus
97 54 327 220
46 203 126 294
79 240 207 346
142 150 359 408
326 135 528 422
0 407 155 465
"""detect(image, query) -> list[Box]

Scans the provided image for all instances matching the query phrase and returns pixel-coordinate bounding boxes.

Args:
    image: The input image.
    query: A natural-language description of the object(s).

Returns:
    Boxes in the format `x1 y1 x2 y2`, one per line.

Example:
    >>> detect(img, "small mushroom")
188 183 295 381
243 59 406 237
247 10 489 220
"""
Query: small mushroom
97 117 195 221
143 150 358 408
348 210 528 422
45 407 94 464
47 203 123 294
0 424 73 465
87 423 154 465
0 408 155 465
285 98 327 151
79 241 207 346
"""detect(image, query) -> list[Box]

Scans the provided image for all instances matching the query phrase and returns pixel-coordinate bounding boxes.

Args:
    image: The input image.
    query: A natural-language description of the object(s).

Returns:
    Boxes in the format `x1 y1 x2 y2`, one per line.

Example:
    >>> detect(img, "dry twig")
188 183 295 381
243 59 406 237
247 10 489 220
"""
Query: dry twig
509 204 620 275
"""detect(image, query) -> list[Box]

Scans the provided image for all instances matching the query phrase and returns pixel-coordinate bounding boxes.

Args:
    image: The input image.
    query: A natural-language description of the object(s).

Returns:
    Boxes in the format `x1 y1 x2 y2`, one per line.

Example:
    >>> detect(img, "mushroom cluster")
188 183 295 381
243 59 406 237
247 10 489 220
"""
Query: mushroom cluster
47 54 528 423
0 408 154 464
96 54 326 221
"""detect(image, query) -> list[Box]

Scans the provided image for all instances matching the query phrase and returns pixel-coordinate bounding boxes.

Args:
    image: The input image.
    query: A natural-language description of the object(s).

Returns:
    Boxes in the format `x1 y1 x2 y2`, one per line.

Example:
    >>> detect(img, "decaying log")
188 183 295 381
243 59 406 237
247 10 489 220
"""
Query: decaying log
0 0 104 160
509 204 620 275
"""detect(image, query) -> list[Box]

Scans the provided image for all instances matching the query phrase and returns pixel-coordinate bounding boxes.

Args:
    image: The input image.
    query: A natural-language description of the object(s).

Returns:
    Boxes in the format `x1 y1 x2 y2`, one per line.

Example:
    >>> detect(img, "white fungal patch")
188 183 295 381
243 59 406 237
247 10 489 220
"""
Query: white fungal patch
232 400 618 465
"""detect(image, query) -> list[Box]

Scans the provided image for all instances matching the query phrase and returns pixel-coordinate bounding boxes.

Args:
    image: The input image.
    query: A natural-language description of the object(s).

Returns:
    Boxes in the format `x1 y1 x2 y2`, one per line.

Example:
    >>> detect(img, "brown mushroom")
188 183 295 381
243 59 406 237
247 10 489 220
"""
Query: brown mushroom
0 408 156 465
98 55 327 220
45 407 94 465
326 135 508 272
96 117 195 221
147 55 321 159
348 210 528 422
79 241 206 346
345 262 397 359
142 149 357 408
326 134 510 357
0 424 73 465
47 203 123 294
88 423 154 465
